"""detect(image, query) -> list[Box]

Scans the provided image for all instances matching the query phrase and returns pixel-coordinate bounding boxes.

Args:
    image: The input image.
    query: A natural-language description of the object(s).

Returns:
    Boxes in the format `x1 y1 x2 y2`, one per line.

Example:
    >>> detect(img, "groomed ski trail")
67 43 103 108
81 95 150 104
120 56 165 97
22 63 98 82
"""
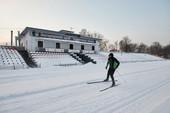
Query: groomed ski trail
0 61 170 113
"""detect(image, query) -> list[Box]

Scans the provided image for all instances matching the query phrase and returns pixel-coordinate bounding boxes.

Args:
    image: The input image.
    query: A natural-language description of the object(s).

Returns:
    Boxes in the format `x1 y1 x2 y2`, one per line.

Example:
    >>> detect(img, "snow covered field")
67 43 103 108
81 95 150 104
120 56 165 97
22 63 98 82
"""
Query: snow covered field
0 54 170 113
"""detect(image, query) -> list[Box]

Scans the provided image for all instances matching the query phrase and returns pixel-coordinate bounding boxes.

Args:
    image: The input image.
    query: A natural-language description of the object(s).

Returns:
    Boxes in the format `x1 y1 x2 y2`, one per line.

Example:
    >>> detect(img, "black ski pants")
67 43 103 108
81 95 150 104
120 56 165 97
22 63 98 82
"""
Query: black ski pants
106 68 115 84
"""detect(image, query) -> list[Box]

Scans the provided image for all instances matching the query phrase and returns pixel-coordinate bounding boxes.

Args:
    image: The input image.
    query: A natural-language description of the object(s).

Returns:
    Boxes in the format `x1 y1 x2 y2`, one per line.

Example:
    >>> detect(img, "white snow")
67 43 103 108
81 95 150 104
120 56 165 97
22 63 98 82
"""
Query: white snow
0 52 170 113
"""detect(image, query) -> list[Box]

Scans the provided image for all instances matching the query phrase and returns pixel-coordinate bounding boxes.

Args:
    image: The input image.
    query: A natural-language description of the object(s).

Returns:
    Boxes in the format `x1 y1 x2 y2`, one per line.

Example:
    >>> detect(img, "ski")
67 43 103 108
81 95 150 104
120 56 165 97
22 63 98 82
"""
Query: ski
100 84 120 92
100 86 112 92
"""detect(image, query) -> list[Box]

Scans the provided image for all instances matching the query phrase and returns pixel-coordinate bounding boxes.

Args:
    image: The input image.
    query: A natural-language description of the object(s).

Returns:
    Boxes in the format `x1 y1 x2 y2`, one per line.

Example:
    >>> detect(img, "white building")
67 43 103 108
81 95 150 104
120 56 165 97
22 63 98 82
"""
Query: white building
18 27 101 53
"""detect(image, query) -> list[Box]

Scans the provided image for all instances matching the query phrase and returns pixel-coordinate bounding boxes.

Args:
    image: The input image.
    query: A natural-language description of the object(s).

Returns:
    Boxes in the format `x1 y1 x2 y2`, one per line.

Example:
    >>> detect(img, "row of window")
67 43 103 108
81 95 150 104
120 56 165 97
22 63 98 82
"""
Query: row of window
38 41 95 50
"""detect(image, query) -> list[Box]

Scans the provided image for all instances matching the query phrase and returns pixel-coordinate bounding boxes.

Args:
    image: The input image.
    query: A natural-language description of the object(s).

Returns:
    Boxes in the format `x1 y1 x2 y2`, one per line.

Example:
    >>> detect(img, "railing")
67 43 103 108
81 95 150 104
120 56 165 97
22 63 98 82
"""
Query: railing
68 49 80 53
35 47 96 54
54 63 82 67
46 48 64 52
82 50 95 54
36 47 45 52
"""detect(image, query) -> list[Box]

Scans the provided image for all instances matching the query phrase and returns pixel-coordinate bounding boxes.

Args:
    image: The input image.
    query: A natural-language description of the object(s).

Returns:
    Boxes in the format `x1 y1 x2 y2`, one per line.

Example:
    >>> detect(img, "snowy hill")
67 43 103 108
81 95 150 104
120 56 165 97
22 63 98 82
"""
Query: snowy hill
0 52 169 113
99 52 164 63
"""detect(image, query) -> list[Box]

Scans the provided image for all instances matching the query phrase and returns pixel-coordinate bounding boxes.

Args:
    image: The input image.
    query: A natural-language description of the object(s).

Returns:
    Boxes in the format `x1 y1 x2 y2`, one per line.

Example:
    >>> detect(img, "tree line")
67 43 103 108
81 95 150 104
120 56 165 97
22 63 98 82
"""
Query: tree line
79 29 170 59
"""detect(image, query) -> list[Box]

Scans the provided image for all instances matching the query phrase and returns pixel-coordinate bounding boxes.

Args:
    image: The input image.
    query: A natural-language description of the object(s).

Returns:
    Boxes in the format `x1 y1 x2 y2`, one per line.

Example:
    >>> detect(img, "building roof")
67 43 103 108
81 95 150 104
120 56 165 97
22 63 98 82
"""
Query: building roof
19 27 102 41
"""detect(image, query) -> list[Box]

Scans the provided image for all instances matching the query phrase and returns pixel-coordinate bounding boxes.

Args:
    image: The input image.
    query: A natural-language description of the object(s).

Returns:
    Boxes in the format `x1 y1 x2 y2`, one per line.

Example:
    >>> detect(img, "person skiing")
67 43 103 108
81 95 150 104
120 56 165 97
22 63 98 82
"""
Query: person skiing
104 53 120 87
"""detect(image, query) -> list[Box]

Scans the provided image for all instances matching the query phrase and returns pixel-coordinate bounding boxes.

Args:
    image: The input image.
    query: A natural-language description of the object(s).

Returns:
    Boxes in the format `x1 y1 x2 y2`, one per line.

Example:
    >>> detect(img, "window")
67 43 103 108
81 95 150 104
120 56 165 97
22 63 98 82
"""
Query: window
70 44 73 49
81 45 84 50
92 46 95 50
38 41 43 47
56 43 60 49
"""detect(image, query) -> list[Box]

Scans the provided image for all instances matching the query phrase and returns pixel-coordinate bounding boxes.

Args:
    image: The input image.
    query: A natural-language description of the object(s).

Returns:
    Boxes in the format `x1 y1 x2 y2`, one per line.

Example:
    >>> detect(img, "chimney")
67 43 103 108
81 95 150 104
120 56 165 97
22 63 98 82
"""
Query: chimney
15 36 17 46
11 31 13 46
18 31 20 46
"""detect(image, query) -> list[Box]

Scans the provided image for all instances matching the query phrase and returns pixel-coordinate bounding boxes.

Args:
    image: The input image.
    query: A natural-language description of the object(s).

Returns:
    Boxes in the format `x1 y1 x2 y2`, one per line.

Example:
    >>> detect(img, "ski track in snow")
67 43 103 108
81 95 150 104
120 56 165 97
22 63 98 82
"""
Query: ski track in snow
92 79 170 113
0 61 170 113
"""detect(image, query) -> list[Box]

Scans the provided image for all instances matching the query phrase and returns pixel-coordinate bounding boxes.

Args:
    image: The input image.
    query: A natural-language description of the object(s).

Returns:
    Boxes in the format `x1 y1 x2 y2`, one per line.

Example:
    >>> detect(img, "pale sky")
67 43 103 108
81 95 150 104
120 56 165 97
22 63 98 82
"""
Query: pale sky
0 0 170 46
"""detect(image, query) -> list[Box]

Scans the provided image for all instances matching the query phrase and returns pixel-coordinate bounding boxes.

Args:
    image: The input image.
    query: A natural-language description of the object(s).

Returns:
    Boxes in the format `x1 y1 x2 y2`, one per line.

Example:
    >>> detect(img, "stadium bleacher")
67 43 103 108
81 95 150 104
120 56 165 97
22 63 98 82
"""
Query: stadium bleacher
87 53 107 63
30 52 81 67
0 45 166 70
0 46 27 70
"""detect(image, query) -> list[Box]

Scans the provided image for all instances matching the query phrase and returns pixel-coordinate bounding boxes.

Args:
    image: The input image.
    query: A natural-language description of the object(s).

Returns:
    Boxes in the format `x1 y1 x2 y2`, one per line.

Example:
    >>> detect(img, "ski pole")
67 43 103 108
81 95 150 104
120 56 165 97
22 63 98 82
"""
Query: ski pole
116 70 127 84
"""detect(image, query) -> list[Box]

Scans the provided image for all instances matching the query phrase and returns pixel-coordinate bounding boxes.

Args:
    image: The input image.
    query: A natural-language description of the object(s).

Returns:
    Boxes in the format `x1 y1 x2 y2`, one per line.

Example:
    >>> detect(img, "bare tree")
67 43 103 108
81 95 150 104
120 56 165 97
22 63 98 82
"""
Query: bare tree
150 42 162 56
137 43 148 53
80 29 108 51
114 40 118 51
119 36 132 52
99 39 109 51
79 29 88 36
129 43 138 52
163 44 170 58
108 44 115 51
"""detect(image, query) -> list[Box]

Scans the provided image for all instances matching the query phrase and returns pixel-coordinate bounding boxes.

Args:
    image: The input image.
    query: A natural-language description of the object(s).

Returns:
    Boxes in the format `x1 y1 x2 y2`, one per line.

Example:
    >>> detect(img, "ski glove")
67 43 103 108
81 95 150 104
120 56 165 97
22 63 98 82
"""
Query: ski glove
105 66 107 69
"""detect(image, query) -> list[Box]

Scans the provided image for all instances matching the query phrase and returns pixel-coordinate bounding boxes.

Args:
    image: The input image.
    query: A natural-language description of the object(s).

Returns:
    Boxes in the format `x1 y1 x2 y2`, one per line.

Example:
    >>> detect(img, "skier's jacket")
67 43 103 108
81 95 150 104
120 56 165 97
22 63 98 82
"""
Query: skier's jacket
106 57 120 69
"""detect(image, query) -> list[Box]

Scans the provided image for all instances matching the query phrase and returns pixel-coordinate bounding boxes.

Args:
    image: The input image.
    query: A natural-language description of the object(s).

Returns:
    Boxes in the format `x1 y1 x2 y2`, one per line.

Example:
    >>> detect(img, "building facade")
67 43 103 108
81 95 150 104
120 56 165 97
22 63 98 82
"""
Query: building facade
18 27 101 53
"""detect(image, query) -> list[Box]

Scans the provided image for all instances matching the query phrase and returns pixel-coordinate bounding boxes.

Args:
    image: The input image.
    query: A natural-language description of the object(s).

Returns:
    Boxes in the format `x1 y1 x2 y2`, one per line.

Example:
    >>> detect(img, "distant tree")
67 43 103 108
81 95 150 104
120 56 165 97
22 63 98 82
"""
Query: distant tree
129 43 138 52
150 42 163 56
146 47 151 53
119 36 132 52
114 40 118 51
79 29 88 36
137 43 148 53
163 44 170 58
108 44 116 51
99 38 109 51
80 29 108 51
119 40 124 52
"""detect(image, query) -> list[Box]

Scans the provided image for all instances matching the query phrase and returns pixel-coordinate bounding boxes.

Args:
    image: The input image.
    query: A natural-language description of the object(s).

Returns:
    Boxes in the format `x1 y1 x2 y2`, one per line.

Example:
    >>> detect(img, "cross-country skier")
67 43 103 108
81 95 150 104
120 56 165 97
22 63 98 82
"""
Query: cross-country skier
104 53 120 87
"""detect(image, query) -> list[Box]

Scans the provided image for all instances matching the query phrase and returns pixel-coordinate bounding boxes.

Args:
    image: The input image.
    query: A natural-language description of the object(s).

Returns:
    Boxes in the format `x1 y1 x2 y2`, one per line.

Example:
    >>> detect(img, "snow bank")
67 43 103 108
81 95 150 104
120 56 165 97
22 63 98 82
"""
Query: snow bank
99 51 165 63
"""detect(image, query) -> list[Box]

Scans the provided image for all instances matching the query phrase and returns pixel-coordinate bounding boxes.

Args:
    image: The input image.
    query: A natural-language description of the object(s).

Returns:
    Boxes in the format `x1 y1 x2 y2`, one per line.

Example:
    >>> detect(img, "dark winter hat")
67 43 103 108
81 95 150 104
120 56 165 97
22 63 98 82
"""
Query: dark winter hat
109 53 114 57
